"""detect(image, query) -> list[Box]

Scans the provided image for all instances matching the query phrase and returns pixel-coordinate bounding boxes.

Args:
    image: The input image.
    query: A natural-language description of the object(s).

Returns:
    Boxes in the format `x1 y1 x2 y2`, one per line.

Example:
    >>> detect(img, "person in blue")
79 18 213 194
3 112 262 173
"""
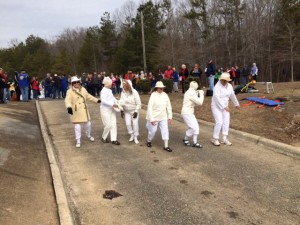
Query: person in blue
44 73 52 98
18 70 29 102
205 59 216 91
172 67 179 93
61 74 68 98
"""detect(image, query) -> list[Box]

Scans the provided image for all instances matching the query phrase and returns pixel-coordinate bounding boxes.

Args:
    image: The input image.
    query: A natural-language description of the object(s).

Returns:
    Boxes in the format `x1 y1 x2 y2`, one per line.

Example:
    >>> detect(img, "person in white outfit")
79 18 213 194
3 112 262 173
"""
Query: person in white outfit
211 72 240 146
119 79 141 144
181 81 205 148
65 76 100 148
100 76 121 145
146 81 173 152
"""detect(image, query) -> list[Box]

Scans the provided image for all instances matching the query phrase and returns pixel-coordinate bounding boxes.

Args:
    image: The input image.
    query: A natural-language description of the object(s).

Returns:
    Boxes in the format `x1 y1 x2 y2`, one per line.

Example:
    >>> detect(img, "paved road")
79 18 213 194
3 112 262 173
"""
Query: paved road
0 101 59 225
40 100 300 225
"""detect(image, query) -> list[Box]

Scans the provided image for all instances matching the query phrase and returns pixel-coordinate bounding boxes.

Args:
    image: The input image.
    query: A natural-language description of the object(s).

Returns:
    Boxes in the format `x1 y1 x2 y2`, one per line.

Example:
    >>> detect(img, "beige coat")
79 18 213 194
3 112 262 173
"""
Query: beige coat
65 87 98 123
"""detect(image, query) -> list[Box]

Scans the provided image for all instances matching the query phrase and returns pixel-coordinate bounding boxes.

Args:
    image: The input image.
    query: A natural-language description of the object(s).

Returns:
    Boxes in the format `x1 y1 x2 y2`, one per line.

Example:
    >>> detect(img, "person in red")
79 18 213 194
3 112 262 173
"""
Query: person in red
179 64 189 93
124 71 131 80
31 76 40 99
229 66 236 86
164 66 173 79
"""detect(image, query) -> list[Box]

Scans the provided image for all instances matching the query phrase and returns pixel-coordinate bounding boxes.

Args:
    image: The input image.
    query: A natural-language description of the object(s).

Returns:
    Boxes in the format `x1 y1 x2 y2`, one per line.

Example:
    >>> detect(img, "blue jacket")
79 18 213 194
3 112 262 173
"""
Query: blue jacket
18 73 29 87
172 71 179 82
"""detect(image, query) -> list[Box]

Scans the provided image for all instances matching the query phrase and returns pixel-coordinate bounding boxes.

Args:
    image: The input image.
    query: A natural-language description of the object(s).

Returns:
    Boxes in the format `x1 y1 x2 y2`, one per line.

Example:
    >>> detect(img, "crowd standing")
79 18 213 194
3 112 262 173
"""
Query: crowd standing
1 61 257 150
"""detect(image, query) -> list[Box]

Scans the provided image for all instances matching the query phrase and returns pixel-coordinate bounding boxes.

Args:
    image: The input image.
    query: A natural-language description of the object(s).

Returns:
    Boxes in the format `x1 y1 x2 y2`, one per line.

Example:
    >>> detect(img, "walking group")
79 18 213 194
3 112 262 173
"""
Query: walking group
65 71 240 151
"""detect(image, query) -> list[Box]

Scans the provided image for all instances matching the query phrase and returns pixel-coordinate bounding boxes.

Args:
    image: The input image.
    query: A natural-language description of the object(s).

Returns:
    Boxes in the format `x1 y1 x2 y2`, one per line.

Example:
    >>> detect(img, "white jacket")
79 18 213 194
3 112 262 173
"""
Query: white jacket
181 88 204 115
146 91 172 122
211 81 239 110
120 88 141 113
100 87 116 109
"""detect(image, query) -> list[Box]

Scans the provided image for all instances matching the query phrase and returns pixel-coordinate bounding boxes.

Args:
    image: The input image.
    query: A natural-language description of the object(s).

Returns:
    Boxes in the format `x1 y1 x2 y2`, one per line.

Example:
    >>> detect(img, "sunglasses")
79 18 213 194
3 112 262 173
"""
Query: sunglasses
72 81 80 84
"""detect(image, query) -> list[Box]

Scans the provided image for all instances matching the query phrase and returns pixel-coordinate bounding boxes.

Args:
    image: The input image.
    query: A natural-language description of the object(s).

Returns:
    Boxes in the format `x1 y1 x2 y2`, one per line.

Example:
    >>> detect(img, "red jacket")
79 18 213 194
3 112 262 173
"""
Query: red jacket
31 80 40 90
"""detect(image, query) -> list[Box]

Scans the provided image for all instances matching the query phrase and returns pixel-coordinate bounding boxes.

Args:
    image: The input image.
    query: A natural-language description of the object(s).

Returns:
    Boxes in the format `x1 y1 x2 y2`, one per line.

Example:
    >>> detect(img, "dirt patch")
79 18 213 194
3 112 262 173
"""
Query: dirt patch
140 82 300 145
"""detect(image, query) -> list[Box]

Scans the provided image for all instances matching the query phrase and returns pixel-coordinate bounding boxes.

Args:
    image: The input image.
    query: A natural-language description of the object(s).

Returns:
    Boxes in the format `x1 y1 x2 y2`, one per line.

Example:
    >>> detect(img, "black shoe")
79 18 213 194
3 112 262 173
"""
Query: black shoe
182 139 191 146
163 147 172 152
102 138 109 143
111 141 120 145
147 142 152 148
192 143 203 148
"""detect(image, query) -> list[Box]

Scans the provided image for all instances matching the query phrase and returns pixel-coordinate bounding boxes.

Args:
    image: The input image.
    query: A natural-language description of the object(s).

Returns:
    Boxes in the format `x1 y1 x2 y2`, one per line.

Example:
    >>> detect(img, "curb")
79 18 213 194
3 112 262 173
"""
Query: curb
171 111 300 159
36 101 74 225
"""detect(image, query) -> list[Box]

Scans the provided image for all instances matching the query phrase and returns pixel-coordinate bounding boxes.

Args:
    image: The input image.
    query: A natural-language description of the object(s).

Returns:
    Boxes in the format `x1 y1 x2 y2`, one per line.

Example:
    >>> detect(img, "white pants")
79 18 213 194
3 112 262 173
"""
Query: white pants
212 105 230 140
101 107 117 141
124 111 139 137
146 120 169 141
173 82 178 92
74 121 91 142
182 114 199 137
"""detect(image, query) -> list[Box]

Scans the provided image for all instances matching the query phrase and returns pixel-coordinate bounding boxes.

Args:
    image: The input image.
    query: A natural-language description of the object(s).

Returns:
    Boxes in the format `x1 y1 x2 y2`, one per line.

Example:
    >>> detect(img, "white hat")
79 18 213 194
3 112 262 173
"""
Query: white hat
71 76 81 83
155 81 166 88
189 81 198 90
102 76 112 86
219 72 231 81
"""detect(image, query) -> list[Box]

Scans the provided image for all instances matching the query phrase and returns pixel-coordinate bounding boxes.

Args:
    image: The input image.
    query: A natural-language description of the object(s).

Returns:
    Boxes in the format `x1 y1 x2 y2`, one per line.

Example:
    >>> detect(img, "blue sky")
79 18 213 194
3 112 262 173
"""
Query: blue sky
0 0 140 48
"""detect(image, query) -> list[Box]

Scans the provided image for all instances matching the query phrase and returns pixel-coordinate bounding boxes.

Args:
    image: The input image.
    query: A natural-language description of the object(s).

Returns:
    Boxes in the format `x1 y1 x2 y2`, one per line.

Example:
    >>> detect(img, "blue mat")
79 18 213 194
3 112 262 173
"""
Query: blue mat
244 97 284 106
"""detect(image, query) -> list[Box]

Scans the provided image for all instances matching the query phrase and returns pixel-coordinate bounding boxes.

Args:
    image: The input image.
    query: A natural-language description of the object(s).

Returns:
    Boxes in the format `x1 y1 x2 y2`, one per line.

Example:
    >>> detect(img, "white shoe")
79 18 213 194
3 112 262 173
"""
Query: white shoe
221 139 232 146
134 137 139 144
88 136 95 142
76 142 81 148
212 139 220 146
129 135 134 142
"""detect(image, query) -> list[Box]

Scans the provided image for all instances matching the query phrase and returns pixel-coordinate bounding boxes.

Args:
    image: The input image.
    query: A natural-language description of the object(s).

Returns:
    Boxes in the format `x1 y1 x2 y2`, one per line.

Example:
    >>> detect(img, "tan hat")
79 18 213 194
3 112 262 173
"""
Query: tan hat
219 72 231 81
155 81 166 88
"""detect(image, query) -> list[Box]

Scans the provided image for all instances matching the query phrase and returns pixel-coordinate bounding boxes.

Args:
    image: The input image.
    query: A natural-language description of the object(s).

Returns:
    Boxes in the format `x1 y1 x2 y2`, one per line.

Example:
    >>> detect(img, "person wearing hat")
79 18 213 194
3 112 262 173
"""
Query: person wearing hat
65 76 100 148
146 81 173 152
211 72 240 146
181 81 205 148
119 79 141 144
100 76 121 145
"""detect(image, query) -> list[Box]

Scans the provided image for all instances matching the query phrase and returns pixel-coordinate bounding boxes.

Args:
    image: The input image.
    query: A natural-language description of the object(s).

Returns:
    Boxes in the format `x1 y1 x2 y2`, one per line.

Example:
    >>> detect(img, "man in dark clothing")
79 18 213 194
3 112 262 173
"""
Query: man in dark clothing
52 74 60 99
241 67 249 85
92 73 99 96
205 60 216 90
14 71 21 101
44 73 52 98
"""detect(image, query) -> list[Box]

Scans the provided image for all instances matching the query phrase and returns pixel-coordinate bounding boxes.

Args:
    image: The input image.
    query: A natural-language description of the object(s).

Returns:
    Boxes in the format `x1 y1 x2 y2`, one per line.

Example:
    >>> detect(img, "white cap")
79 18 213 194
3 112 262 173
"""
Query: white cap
102 76 112 87
71 76 81 83
189 81 198 90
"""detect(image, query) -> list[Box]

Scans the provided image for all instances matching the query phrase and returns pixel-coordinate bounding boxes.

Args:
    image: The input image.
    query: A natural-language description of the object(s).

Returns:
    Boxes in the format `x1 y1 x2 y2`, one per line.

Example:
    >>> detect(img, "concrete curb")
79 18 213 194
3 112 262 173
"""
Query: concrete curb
36 101 74 225
171 112 300 158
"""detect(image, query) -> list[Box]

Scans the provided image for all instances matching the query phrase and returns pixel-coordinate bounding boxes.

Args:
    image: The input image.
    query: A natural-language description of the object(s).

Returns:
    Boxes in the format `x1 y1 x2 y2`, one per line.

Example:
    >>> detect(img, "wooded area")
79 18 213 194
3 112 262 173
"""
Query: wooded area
0 0 299 82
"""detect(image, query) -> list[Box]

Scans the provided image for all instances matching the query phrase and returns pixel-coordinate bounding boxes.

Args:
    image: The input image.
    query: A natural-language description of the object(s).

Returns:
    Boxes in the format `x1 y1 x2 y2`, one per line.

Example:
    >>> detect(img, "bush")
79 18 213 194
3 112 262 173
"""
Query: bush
161 79 173 93
184 76 201 91
137 79 151 94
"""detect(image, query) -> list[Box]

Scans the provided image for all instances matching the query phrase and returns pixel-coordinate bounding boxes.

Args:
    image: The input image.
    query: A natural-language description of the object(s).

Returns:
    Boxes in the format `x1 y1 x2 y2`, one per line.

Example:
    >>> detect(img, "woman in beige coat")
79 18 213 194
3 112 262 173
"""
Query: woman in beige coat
65 76 100 148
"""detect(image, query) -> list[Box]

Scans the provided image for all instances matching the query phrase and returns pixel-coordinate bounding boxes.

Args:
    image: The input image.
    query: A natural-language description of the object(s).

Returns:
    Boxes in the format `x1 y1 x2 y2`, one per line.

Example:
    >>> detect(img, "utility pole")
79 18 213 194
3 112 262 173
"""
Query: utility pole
141 11 147 73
